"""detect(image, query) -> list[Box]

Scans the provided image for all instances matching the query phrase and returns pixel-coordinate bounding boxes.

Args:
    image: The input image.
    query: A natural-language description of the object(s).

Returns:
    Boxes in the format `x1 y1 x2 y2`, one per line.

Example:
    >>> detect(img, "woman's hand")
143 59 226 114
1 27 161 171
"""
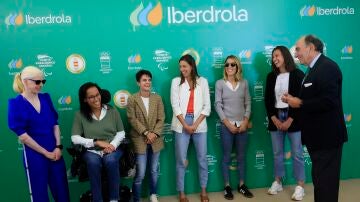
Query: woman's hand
224 120 238 134
103 144 116 154
183 124 195 135
95 140 115 153
238 121 248 133
222 119 237 134
228 124 239 134
271 116 282 130
44 150 56 161
18 133 60 160
95 140 111 148
53 148 62 160
279 118 293 131
146 132 158 144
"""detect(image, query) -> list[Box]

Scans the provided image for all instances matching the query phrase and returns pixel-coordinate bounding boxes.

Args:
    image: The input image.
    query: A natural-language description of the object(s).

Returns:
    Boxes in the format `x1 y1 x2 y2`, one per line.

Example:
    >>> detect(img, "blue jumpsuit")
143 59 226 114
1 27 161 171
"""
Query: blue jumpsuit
8 93 70 202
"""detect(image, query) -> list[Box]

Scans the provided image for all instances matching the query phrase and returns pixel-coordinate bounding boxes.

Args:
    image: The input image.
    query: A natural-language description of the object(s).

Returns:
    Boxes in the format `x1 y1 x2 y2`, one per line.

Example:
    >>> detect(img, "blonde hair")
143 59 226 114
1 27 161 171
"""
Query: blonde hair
223 55 243 82
13 66 44 93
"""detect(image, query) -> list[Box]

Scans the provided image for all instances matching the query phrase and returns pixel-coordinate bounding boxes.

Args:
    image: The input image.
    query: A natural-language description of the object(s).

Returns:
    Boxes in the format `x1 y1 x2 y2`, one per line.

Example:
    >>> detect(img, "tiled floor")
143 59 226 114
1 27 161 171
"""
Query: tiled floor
152 179 360 202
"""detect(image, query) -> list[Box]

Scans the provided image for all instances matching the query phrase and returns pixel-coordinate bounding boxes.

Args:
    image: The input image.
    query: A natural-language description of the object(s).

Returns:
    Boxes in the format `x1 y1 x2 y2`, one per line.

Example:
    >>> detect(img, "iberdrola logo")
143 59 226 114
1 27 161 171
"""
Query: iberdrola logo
58 96 72 105
5 12 24 26
8 58 23 69
128 54 142 64
344 113 352 122
300 5 316 17
130 1 163 31
239 50 252 59
341 45 353 54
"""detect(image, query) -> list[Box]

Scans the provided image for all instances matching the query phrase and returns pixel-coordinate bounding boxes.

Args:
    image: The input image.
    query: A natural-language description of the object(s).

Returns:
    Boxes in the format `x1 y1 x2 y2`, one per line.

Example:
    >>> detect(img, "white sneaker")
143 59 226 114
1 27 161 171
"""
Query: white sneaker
292 186 305 201
268 181 283 195
150 194 159 202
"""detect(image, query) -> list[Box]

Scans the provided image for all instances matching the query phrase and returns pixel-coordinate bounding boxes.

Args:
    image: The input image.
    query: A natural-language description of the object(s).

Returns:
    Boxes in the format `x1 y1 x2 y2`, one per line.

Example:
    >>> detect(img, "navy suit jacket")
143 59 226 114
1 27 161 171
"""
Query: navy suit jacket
300 54 347 151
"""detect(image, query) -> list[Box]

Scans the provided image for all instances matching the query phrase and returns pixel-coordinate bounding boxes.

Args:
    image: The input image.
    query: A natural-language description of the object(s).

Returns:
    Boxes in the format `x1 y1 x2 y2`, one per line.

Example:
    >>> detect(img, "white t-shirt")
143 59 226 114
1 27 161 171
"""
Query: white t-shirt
141 96 149 116
225 80 240 91
275 72 289 108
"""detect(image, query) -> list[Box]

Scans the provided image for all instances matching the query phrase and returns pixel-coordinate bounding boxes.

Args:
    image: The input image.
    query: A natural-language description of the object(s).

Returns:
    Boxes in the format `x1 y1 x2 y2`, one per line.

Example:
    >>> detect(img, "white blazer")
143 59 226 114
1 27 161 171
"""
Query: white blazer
170 76 211 133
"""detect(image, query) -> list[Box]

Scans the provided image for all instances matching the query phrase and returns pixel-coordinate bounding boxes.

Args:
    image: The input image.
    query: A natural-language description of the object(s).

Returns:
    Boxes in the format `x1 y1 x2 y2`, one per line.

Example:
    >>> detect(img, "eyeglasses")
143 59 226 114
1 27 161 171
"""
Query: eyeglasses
225 63 237 68
29 79 46 85
86 93 101 101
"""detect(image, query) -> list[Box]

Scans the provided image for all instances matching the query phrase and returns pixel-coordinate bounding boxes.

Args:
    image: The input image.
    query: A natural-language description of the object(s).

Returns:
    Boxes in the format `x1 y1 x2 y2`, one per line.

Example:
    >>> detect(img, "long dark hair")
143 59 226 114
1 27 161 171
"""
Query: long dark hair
271 45 297 74
78 82 102 121
179 54 199 89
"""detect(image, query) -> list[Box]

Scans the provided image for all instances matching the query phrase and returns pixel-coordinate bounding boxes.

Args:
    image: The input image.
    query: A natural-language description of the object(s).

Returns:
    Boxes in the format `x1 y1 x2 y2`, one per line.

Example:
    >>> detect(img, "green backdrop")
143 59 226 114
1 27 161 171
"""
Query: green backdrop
1 0 359 201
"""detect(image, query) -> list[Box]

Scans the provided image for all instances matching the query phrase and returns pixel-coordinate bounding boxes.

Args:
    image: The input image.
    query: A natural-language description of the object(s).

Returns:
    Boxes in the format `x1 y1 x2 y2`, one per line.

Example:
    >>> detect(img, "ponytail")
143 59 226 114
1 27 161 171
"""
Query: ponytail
13 73 24 93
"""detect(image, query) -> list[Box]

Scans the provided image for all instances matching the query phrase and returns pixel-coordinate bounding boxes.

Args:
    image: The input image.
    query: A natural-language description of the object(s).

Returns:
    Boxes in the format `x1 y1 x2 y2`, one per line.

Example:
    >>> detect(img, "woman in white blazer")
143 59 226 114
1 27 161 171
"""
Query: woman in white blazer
170 54 211 202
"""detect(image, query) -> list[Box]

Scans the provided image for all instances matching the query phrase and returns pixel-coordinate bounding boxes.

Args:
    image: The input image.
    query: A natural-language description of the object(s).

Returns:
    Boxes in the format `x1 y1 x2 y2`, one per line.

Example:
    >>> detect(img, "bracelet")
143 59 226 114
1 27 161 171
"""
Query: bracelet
56 145 63 150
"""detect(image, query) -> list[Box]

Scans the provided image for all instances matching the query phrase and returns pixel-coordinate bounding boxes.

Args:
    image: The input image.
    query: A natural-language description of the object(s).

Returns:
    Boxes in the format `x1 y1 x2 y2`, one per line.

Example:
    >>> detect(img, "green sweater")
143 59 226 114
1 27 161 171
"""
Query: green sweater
72 106 124 145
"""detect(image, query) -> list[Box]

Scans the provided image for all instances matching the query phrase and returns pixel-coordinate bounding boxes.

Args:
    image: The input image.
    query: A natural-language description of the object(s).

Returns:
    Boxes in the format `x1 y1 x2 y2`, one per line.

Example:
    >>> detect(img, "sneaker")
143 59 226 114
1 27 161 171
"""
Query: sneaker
268 181 283 195
291 186 305 201
238 184 254 198
150 194 159 202
224 186 234 200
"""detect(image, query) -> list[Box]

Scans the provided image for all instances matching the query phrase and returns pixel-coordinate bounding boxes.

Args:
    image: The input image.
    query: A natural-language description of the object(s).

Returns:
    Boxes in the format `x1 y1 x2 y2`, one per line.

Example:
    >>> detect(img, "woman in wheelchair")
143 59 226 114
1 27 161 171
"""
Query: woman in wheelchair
71 82 125 202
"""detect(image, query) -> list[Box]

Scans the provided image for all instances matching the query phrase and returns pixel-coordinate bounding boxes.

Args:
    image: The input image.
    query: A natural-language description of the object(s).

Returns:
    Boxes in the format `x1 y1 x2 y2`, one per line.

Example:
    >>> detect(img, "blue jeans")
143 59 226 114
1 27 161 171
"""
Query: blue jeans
175 114 208 192
132 144 160 202
270 109 305 182
83 149 122 202
220 124 249 184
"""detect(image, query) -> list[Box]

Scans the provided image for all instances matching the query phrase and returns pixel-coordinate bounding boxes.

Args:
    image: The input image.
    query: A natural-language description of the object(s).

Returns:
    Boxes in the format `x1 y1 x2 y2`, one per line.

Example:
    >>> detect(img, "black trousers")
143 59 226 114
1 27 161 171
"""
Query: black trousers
308 145 343 202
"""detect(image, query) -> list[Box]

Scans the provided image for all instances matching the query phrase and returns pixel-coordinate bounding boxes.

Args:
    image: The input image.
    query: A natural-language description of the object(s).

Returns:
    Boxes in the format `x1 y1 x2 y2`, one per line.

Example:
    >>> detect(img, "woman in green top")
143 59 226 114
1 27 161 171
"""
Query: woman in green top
71 82 125 202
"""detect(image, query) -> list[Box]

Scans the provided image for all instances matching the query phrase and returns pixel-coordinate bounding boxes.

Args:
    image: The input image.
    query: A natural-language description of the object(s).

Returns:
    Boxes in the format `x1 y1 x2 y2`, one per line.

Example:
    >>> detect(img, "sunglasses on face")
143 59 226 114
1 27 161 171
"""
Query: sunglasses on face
225 63 237 68
29 79 46 85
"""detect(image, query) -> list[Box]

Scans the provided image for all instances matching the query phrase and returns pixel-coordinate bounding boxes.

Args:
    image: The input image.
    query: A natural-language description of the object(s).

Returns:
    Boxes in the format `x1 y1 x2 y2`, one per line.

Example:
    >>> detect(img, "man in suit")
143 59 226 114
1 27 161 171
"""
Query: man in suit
283 35 348 202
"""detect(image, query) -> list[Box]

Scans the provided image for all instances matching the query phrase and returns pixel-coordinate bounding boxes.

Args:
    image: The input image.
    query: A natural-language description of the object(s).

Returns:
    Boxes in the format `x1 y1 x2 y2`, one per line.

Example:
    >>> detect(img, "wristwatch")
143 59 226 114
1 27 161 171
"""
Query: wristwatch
143 131 149 136
56 145 63 150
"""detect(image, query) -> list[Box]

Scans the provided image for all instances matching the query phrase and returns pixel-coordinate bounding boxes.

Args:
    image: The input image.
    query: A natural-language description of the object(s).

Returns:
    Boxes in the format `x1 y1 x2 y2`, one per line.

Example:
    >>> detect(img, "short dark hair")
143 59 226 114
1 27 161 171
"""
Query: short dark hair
271 46 297 74
304 35 324 53
136 69 152 82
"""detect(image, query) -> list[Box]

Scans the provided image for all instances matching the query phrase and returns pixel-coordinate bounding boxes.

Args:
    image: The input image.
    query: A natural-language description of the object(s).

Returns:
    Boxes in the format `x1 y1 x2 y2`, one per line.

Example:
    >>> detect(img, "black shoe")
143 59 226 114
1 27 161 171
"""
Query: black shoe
238 184 254 198
224 186 234 200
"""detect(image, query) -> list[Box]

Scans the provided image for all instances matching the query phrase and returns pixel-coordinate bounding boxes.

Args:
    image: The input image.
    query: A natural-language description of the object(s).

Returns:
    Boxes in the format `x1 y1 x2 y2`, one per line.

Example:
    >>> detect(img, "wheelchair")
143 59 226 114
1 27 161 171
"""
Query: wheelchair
67 89 135 202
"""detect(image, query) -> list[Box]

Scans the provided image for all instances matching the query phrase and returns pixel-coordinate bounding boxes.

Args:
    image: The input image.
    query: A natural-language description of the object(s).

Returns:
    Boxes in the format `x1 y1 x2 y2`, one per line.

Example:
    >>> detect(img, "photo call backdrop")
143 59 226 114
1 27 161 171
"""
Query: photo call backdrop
1 0 359 201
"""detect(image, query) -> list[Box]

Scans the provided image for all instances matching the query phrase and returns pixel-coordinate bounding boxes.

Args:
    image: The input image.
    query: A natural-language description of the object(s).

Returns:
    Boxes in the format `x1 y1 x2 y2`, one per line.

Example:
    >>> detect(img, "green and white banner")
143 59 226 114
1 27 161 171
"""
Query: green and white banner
0 0 359 201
